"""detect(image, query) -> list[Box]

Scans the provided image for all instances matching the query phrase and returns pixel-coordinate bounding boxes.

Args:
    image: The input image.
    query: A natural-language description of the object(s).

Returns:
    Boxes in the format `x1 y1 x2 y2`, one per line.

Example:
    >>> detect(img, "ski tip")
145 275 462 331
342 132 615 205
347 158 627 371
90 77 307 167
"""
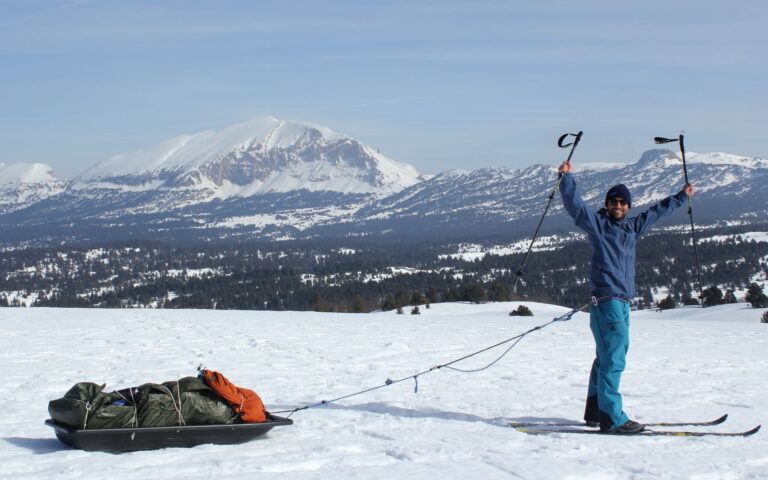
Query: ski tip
712 414 728 425
744 425 761 436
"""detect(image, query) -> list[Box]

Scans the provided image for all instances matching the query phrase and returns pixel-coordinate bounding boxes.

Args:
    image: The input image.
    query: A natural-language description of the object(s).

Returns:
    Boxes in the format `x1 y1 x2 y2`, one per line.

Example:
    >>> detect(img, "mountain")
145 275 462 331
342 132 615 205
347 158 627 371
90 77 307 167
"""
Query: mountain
72 117 424 200
0 162 68 215
306 149 768 240
0 117 426 245
0 117 766 246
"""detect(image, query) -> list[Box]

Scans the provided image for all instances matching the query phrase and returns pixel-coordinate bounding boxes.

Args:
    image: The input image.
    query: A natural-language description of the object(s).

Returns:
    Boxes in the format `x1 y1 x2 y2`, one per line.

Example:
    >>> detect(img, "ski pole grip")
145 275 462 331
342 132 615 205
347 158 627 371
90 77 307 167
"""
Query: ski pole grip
557 131 583 149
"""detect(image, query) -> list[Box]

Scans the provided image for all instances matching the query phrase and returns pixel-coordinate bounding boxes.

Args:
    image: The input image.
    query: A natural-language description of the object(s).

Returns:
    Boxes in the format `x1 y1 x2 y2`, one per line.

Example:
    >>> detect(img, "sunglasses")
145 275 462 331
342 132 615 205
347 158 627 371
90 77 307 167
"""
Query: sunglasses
608 198 628 206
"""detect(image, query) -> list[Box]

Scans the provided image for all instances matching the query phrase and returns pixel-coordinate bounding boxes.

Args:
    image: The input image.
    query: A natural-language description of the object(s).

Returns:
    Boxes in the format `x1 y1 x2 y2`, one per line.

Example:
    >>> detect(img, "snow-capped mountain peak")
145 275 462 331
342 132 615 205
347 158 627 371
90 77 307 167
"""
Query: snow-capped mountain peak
1 124 765 246
687 151 768 168
0 162 58 186
71 117 424 199
635 149 768 170
0 162 67 215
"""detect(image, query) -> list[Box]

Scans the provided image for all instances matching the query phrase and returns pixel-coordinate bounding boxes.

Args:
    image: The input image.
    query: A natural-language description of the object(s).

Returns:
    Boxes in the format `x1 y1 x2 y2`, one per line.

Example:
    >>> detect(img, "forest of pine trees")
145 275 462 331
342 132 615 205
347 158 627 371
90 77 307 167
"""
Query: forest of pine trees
1 226 766 313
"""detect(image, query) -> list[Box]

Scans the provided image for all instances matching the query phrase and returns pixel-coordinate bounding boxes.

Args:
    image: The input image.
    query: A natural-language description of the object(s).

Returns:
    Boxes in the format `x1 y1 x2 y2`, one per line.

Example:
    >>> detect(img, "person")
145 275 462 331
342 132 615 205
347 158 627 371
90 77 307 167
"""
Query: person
557 159 694 434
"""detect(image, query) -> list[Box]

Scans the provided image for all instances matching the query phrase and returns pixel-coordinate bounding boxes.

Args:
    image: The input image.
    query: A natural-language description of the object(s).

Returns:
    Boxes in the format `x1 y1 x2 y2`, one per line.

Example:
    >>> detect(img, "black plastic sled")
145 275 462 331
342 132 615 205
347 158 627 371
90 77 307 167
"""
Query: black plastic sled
45 416 293 453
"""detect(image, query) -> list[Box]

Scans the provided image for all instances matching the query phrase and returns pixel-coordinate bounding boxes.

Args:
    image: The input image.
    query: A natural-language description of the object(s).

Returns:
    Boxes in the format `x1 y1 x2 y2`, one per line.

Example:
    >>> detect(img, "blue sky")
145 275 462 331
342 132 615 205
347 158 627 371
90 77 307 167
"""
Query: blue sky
1 0 765 178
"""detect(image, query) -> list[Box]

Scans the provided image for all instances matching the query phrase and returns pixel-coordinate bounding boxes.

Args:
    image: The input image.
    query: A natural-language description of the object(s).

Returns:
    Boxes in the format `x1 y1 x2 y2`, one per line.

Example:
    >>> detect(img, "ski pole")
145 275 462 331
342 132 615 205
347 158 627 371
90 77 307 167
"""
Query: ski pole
512 131 583 292
654 134 704 303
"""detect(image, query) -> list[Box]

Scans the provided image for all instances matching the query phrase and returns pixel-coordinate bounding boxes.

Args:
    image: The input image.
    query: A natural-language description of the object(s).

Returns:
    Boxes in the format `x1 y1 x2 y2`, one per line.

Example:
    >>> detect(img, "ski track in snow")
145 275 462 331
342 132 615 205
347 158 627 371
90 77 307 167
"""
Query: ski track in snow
0 302 766 480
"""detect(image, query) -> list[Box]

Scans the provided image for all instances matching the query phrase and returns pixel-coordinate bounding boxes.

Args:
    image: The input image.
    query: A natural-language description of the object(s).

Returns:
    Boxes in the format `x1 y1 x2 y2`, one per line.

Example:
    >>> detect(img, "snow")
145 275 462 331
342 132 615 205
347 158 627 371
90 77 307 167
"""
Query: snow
0 162 58 185
701 232 768 244
439 235 585 261
74 118 283 179
578 162 627 172
69 117 423 197
208 204 365 232
1 302 766 479
686 152 768 168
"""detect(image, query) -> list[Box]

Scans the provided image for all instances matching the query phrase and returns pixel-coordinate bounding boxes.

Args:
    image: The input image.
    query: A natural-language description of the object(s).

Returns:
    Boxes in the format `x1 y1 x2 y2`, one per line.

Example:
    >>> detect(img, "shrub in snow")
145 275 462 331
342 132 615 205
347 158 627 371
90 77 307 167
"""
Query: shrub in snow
657 295 677 310
683 296 700 306
509 305 533 316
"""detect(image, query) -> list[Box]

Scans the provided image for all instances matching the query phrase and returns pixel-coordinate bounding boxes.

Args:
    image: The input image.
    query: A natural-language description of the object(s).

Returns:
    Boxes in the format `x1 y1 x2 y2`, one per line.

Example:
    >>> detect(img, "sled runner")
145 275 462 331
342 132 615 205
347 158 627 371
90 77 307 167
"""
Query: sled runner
45 415 292 453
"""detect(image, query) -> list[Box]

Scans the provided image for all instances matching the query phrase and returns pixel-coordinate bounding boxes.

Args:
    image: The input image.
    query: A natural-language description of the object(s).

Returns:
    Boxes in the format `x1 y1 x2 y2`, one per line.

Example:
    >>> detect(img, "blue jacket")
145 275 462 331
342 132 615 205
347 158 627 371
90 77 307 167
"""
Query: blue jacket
559 173 688 300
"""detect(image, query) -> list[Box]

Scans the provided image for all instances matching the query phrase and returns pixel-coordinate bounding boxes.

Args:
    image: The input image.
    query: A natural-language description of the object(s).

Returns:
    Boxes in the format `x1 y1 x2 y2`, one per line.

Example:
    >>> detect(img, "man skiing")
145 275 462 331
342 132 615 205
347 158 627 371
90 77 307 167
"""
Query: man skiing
557 160 694 434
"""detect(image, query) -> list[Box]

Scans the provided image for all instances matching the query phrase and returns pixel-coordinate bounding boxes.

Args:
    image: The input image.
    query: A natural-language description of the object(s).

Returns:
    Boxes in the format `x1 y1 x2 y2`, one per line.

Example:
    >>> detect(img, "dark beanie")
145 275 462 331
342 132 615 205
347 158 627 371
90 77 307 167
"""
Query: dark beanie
605 184 632 207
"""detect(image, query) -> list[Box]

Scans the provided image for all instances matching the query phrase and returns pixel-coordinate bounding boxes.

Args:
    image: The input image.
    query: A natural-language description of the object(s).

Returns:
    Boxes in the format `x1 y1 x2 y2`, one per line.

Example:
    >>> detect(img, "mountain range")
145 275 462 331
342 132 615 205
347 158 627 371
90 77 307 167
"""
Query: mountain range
1 117 766 246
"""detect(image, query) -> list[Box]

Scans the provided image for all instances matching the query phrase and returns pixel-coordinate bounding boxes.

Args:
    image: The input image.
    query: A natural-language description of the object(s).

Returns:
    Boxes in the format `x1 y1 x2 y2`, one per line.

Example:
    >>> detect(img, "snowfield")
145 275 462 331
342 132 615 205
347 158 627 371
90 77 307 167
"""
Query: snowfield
1 302 766 480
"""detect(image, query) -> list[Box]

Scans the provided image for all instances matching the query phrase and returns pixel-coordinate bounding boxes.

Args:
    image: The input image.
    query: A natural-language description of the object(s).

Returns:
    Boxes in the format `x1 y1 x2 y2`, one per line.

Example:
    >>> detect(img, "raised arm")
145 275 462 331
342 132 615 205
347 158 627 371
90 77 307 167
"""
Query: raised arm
558 163 599 236
633 183 693 236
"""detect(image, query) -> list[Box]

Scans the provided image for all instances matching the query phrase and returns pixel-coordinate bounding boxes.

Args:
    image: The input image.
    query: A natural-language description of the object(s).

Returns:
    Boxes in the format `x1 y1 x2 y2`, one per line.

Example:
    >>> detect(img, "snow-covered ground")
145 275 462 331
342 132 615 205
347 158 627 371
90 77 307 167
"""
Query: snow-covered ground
1 302 766 480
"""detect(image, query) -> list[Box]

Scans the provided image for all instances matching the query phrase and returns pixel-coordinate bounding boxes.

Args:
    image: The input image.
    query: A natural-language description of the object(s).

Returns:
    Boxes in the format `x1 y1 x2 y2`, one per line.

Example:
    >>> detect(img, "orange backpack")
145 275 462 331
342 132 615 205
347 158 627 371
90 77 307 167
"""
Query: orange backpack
199 369 268 423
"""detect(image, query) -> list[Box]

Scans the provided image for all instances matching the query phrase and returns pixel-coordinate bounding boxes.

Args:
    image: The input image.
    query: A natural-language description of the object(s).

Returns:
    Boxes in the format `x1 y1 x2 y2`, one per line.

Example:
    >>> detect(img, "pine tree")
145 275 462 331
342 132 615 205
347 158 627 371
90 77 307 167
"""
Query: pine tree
425 286 439 304
723 289 738 304
701 286 724 307
411 290 425 306
490 283 511 302
461 283 486 304
381 295 398 311
351 294 365 313
394 289 409 308
745 283 768 308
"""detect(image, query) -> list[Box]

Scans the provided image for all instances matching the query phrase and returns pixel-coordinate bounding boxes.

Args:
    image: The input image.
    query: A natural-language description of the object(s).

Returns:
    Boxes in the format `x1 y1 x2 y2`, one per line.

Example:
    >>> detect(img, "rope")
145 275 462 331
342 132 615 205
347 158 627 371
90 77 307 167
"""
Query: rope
129 388 138 427
442 336 525 373
116 388 139 427
272 305 587 418
169 381 186 426
83 401 92 430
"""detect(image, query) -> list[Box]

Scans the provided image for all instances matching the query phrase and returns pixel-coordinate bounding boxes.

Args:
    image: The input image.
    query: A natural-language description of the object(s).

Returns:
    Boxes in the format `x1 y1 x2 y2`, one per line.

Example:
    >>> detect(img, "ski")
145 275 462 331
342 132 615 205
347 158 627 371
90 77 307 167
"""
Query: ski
514 424 760 437
509 413 728 429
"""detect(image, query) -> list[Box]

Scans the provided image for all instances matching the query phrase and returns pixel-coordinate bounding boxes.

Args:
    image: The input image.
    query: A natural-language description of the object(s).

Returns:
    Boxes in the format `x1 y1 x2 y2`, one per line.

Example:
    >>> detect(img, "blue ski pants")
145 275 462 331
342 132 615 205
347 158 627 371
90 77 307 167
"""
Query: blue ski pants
585 299 630 430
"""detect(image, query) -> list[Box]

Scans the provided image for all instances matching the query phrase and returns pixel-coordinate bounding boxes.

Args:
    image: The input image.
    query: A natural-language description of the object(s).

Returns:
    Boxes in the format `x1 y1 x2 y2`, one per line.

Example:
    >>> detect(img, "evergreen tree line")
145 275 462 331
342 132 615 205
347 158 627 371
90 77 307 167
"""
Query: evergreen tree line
1 227 767 312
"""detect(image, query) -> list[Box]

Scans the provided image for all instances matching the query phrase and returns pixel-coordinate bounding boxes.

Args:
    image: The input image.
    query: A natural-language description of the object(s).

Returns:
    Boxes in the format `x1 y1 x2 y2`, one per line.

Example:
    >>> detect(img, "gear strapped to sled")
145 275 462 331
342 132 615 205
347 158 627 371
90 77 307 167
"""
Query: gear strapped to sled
199 368 268 423
48 369 269 430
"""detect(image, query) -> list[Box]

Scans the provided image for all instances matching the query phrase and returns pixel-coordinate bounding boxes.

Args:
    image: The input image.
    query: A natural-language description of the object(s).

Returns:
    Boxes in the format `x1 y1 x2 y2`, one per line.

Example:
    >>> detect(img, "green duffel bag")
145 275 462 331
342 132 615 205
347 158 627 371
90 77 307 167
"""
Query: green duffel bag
49 382 137 429
162 377 235 425
135 383 183 427
137 377 235 426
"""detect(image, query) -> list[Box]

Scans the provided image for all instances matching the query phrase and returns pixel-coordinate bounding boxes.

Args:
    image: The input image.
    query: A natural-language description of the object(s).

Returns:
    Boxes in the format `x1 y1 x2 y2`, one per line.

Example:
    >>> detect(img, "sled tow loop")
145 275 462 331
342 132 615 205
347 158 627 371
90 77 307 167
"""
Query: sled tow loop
272 305 588 418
